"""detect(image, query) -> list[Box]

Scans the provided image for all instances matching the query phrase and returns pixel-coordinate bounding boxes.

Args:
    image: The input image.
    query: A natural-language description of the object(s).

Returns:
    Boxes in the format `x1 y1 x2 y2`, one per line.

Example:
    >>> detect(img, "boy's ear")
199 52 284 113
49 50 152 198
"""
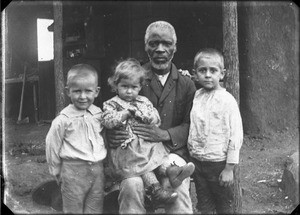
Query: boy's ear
95 87 100 97
65 87 70 97
220 69 226 81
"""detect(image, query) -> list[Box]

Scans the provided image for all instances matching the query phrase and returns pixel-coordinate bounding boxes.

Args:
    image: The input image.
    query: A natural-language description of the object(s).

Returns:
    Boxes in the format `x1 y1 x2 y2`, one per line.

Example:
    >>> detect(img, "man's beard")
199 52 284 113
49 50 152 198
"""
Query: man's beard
149 54 174 71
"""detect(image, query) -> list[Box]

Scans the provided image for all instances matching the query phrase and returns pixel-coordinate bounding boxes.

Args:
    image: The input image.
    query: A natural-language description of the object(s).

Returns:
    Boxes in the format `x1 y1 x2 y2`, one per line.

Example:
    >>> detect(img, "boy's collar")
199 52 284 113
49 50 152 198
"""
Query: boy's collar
60 104 101 117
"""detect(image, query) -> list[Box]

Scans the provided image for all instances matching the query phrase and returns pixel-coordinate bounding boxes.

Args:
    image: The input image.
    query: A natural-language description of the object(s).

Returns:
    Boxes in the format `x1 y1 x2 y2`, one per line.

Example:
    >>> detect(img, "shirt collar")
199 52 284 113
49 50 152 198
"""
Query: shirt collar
143 62 179 81
60 104 102 117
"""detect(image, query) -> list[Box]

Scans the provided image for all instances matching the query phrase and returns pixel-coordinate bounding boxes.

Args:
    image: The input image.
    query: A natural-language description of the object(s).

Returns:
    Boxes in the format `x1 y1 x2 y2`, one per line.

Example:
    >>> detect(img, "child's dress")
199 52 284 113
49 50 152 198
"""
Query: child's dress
102 95 168 179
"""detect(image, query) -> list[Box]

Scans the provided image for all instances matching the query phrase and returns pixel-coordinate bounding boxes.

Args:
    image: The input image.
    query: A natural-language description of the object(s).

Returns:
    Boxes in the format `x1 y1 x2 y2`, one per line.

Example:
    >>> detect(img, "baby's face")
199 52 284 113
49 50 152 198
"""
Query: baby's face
117 76 142 102
194 55 225 90
67 75 99 110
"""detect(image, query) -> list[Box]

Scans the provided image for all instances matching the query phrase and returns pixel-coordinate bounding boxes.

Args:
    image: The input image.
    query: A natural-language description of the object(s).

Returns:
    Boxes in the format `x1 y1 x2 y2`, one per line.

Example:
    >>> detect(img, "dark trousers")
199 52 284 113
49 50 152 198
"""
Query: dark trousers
191 158 241 214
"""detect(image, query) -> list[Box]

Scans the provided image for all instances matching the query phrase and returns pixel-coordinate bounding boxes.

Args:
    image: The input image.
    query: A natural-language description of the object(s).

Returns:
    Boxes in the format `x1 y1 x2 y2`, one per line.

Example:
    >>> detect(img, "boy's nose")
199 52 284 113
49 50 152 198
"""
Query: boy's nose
79 92 87 98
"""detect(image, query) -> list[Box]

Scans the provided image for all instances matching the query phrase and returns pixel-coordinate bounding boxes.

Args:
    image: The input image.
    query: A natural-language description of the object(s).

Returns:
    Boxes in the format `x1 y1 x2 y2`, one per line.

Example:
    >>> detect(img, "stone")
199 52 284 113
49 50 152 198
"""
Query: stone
280 151 299 206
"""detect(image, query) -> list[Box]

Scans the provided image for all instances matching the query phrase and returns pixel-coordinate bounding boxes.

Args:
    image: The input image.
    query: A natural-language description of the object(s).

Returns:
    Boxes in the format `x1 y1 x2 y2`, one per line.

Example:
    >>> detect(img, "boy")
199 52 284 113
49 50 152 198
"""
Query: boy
188 48 243 214
46 64 107 214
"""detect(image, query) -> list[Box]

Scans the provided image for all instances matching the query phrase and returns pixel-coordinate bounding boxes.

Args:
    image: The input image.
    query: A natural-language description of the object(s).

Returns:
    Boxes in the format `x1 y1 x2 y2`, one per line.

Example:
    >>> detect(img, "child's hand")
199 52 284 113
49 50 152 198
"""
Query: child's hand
219 163 235 187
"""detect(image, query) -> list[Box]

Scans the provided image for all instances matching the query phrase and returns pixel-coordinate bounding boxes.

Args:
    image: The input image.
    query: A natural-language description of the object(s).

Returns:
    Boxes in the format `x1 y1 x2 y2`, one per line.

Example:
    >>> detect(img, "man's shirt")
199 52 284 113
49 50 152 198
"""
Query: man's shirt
188 88 243 164
46 104 107 176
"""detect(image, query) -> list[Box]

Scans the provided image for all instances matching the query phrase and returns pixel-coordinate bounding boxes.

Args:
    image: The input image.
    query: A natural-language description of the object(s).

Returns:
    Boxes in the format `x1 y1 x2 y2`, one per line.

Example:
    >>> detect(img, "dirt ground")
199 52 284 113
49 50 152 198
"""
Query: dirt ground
2 118 299 214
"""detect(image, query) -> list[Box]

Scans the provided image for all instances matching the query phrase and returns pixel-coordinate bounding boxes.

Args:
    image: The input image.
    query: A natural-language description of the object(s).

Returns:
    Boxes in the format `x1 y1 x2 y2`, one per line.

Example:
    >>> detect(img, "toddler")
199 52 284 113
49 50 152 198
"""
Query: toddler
101 58 194 204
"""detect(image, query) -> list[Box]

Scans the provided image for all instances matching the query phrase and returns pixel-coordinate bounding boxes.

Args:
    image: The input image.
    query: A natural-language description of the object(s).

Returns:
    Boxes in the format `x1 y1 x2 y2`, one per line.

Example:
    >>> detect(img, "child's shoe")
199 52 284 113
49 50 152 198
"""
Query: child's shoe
166 162 195 188
148 183 178 204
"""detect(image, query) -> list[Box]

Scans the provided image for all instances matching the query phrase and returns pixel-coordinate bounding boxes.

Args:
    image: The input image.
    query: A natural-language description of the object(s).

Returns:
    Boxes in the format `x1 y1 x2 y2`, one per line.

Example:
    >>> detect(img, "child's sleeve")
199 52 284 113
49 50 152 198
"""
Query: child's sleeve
134 97 161 126
101 100 125 129
227 98 244 164
45 117 65 176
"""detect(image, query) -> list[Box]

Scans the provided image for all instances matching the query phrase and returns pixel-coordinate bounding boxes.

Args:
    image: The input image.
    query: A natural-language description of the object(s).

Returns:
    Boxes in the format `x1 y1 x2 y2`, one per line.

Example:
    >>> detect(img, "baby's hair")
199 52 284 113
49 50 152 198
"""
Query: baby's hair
66 64 98 87
108 58 146 92
194 48 225 70
144 21 177 45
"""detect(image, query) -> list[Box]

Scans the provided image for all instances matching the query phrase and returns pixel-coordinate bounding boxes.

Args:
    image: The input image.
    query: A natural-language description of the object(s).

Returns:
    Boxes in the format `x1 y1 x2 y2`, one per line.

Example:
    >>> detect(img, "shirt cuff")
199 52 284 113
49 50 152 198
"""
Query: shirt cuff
166 128 178 147
226 149 240 164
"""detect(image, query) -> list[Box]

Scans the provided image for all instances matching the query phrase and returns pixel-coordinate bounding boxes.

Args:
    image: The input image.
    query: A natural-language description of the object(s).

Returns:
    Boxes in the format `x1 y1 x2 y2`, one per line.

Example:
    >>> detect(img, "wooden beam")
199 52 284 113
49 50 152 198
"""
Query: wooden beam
53 1 65 114
222 1 240 104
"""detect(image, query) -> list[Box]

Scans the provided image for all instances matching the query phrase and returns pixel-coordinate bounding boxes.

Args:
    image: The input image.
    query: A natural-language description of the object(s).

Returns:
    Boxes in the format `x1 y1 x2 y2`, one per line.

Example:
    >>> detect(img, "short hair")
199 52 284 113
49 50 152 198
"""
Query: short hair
66 64 98 87
108 58 146 92
144 21 177 45
193 48 225 70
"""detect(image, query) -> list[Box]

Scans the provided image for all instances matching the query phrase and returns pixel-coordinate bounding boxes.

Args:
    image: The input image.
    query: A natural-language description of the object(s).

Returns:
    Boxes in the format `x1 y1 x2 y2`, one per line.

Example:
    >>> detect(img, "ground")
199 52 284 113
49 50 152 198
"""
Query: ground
2 118 299 214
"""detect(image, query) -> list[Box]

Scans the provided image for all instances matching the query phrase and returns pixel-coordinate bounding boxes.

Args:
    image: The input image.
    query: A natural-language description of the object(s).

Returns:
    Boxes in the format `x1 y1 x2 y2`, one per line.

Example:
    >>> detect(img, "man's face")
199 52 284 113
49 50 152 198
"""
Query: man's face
145 28 177 71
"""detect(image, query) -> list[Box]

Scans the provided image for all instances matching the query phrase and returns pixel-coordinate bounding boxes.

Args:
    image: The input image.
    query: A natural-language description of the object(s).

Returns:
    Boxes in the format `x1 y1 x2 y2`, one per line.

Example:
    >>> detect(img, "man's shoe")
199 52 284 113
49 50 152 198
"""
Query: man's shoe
166 162 195 188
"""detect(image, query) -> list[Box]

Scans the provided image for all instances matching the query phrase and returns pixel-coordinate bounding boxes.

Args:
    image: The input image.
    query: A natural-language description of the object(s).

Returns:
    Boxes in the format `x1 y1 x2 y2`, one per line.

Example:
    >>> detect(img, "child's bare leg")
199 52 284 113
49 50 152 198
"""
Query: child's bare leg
141 171 178 204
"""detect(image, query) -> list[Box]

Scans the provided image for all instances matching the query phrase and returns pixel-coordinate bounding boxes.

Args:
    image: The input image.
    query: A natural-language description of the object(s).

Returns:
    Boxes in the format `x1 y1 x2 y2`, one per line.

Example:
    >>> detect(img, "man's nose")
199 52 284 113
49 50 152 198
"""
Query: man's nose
156 43 165 52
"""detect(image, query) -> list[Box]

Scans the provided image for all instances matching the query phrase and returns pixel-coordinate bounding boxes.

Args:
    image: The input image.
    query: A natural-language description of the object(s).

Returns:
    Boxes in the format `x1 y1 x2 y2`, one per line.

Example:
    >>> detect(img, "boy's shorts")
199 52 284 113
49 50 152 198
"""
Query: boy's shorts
191 158 241 214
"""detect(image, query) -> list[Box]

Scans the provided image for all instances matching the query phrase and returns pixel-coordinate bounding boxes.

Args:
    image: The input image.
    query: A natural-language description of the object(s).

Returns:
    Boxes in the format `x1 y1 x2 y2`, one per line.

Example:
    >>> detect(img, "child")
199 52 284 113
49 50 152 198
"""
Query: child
188 48 243 214
101 58 195 204
46 64 106 214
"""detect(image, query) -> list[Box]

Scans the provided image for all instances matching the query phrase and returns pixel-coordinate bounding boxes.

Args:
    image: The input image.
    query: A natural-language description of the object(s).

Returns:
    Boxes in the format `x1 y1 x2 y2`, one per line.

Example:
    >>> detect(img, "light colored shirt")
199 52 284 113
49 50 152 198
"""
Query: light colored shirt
155 72 170 86
46 104 107 176
188 88 243 164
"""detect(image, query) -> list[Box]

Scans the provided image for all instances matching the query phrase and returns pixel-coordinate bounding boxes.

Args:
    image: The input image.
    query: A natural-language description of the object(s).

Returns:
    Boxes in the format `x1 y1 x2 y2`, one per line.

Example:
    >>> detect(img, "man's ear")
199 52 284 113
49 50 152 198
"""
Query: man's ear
174 44 177 53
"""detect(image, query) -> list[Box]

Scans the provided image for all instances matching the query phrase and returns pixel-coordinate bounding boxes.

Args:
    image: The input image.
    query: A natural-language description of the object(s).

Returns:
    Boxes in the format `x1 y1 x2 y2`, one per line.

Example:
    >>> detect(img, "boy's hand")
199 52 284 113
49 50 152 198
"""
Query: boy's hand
219 163 235 187
55 174 61 185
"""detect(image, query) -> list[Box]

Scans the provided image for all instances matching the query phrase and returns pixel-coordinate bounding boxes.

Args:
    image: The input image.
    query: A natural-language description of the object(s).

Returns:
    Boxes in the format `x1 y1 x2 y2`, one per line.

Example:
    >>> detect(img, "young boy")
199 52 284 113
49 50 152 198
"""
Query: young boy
188 48 243 214
46 64 107 214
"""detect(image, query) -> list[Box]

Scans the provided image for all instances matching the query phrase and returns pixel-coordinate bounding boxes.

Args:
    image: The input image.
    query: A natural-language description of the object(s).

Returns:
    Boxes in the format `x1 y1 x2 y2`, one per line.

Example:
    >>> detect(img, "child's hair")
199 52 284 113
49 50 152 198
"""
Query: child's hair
108 58 146 92
193 48 225 70
66 64 98 87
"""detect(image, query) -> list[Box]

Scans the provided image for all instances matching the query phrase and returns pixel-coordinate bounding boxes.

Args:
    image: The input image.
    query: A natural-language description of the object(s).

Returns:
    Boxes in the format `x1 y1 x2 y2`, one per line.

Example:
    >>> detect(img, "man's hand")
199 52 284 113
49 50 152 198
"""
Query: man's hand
219 163 235 187
131 123 170 142
106 128 130 148
178 69 192 77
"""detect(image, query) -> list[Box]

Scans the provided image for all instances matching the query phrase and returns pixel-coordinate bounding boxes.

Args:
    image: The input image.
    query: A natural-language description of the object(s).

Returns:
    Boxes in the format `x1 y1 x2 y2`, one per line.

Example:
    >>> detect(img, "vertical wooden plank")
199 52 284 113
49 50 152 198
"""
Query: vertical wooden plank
222 1 240 104
53 1 65 114
222 2 242 214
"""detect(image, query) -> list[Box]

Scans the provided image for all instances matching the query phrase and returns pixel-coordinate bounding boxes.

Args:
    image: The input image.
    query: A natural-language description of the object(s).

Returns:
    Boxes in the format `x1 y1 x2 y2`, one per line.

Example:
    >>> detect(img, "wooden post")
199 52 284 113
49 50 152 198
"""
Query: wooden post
222 1 242 214
53 1 65 115
222 1 240 104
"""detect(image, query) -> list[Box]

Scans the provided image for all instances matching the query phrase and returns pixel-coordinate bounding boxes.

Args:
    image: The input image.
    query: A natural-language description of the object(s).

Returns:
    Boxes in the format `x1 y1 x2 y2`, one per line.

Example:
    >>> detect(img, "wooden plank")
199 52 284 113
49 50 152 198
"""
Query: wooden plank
53 1 65 115
222 1 240 104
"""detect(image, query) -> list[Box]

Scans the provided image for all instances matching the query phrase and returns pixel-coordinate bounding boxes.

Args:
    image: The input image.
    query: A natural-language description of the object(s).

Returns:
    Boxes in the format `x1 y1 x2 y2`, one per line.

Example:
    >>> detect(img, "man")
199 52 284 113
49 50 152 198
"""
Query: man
107 21 196 214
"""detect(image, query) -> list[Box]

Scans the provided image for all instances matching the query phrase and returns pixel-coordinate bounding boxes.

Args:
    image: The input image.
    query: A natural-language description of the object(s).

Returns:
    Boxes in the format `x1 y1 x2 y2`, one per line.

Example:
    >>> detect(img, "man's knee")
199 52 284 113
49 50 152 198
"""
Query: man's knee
119 177 146 213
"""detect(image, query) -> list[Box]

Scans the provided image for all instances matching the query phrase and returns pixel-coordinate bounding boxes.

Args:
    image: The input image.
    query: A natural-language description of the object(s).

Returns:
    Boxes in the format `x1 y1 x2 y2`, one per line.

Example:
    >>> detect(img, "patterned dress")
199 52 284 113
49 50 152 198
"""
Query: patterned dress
101 95 168 179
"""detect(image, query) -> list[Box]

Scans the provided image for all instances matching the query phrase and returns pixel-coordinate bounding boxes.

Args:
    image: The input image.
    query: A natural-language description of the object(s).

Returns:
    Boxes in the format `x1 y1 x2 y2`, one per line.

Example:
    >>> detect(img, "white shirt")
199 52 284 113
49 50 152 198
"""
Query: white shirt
46 104 107 176
155 72 170 86
188 88 243 164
